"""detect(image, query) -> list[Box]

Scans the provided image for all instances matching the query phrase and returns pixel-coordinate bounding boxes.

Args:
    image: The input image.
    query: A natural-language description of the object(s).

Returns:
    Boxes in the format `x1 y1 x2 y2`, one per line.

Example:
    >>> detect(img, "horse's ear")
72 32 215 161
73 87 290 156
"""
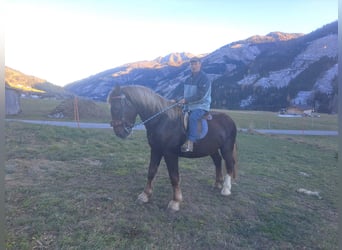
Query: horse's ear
112 84 121 95
108 85 121 102
114 84 121 93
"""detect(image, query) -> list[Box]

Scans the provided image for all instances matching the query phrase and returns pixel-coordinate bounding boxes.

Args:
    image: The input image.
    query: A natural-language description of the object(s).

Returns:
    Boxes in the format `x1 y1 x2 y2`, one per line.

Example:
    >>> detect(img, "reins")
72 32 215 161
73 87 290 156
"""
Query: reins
131 101 181 129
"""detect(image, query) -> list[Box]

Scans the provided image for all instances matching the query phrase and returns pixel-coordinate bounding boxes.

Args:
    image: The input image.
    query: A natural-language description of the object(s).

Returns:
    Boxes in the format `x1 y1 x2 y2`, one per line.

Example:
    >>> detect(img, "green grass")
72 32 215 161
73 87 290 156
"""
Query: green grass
10 98 63 120
220 109 338 131
5 122 338 249
8 98 112 122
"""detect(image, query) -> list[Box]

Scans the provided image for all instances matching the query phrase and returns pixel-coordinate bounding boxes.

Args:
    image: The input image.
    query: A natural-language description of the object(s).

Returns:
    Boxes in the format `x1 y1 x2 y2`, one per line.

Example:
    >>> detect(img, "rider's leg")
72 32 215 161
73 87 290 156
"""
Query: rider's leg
181 109 206 152
188 109 206 142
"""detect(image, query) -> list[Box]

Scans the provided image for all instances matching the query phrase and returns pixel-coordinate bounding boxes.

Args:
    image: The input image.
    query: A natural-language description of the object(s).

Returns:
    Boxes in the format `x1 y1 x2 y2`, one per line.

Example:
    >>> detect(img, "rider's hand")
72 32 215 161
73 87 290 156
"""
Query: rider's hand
178 98 186 104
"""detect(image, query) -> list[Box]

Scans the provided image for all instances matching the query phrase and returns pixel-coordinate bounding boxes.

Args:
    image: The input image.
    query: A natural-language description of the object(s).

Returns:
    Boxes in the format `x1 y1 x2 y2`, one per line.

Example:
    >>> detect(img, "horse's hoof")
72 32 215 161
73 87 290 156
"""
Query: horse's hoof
137 192 149 204
221 188 231 196
214 183 223 189
167 200 180 212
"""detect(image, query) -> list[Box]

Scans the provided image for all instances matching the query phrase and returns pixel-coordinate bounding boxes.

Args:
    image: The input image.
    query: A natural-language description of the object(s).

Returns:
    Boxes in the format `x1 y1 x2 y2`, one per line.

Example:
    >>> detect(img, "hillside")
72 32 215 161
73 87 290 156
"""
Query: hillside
63 21 337 113
64 21 337 113
5 67 72 98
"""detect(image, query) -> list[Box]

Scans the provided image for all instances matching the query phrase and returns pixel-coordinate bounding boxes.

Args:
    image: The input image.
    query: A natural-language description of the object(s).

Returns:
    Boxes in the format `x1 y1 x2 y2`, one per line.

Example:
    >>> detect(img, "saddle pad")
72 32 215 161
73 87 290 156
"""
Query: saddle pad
183 112 210 140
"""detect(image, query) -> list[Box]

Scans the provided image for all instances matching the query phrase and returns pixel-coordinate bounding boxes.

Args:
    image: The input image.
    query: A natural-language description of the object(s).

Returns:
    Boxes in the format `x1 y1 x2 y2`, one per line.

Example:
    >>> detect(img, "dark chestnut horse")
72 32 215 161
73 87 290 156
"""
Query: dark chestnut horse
108 85 237 211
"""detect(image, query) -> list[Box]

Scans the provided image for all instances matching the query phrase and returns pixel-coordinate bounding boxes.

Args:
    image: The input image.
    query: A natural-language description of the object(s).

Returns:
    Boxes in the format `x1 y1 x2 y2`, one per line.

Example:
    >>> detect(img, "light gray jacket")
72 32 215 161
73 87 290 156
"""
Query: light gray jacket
183 71 211 111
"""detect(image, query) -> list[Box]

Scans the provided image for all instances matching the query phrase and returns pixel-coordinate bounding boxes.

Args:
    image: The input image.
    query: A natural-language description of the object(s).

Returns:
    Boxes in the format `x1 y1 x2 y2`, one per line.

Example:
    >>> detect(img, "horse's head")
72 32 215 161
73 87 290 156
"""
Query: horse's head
108 85 138 139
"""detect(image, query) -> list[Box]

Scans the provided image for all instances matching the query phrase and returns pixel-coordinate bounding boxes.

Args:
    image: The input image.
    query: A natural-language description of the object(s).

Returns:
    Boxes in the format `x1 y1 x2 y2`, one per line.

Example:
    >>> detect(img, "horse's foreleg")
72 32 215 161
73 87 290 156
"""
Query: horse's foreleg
137 150 162 204
210 151 223 189
164 154 182 212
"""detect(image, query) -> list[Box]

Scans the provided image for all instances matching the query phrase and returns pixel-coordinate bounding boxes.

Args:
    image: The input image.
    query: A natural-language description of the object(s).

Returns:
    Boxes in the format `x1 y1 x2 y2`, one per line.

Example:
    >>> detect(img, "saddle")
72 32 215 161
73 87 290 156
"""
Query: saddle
183 111 212 140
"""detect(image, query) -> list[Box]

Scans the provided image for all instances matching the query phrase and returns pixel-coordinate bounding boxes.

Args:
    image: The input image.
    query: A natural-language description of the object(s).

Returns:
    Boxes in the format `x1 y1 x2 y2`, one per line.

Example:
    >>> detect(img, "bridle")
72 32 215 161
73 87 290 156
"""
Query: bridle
109 94 134 134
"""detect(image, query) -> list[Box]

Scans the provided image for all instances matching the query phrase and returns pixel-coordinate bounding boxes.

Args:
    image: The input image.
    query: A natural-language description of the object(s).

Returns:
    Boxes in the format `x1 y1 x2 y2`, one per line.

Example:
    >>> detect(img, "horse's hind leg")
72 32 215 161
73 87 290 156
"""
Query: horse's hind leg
220 143 237 196
210 151 223 189
137 149 162 203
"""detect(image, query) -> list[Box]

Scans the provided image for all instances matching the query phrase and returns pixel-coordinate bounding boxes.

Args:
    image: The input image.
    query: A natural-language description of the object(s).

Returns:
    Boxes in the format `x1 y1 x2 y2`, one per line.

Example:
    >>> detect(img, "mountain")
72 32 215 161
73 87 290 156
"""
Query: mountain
64 52 201 101
65 21 338 113
5 67 72 98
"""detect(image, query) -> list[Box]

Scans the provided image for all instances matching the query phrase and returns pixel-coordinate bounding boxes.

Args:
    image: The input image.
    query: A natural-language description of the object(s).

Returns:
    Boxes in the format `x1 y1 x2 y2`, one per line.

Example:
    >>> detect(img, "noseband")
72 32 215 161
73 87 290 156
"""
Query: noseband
109 94 134 134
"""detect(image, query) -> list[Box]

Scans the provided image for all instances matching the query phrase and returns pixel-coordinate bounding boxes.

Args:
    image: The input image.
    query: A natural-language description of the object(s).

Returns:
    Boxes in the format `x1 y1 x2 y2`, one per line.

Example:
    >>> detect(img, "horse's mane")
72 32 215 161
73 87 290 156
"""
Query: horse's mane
109 85 180 120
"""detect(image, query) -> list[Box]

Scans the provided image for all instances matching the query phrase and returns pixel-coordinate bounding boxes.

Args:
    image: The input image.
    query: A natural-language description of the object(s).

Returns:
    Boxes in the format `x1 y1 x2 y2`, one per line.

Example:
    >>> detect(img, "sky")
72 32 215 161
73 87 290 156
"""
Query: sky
5 0 338 87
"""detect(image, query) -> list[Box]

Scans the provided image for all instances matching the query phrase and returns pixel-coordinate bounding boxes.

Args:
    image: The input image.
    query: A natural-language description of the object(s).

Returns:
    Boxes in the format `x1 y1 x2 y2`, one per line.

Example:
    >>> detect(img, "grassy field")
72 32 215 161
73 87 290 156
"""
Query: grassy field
5 120 338 249
224 110 338 131
9 98 111 122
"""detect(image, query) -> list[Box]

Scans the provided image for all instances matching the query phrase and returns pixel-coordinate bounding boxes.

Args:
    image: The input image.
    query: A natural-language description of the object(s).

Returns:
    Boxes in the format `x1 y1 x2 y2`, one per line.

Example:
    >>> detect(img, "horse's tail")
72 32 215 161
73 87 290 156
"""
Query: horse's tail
232 143 238 179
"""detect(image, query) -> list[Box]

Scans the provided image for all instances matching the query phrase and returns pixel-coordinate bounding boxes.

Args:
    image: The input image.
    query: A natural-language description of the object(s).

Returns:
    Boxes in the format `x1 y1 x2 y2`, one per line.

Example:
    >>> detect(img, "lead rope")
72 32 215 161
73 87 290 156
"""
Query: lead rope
130 101 181 130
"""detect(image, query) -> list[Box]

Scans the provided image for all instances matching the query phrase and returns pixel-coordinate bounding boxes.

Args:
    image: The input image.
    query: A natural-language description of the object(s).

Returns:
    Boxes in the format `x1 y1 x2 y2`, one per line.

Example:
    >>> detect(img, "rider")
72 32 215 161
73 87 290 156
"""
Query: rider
179 57 211 152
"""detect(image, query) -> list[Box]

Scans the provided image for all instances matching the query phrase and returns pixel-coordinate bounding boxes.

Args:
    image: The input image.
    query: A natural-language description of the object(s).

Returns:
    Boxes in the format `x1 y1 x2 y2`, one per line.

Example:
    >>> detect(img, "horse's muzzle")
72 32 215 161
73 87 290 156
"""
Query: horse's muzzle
110 120 132 139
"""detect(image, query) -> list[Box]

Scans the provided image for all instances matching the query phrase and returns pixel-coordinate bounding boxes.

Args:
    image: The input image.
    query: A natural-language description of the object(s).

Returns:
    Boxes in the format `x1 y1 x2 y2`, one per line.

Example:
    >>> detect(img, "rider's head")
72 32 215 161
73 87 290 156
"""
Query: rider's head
190 57 201 73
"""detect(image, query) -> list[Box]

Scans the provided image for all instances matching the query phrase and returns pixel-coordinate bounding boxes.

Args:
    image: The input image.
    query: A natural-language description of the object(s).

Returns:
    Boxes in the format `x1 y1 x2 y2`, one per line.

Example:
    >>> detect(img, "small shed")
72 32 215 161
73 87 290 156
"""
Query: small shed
286 106 304 115
287 105 314 116
5 85 21 115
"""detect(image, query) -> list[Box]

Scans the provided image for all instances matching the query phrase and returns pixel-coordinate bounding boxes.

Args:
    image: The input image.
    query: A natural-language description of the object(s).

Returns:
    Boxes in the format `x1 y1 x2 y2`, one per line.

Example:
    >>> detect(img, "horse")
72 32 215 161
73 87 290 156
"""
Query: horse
108 85 238 212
